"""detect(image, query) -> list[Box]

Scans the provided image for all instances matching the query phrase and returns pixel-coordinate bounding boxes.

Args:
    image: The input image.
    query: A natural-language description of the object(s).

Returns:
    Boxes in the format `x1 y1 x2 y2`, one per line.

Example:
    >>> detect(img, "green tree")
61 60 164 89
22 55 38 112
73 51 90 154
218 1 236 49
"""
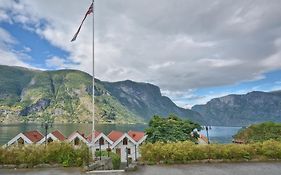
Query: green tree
145 115 201 143
234 122 281 143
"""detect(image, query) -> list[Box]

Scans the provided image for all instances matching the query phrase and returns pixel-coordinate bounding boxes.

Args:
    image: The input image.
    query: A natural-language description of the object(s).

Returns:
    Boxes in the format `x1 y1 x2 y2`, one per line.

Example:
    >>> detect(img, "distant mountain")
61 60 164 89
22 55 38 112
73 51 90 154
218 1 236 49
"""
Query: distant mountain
192 91 281 126
0 65 202 124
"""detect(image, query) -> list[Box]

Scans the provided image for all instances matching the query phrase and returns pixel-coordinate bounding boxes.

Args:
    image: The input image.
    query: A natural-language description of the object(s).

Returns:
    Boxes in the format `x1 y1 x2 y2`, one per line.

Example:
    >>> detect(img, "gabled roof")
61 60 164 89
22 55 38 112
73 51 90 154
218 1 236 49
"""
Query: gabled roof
37 130 66 144
67 131 88 144
108 131 124 142
51 130 66 141
128 131 145 142
6 133 33 147
87 131 101 142
23 130 44 143
68 131 87 139
111 133 137 148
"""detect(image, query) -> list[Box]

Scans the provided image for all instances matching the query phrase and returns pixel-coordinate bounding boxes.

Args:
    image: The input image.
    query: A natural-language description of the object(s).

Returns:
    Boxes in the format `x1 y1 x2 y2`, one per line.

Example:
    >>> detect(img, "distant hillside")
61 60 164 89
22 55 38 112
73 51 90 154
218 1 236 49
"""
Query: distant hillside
234 122 281 143
0 65 202 124
192 91 281 126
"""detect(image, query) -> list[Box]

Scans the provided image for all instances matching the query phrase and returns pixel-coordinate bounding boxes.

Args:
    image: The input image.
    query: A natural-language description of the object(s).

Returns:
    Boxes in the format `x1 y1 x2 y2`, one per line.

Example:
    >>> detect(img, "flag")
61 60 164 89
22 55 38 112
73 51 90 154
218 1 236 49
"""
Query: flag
71 2 93 42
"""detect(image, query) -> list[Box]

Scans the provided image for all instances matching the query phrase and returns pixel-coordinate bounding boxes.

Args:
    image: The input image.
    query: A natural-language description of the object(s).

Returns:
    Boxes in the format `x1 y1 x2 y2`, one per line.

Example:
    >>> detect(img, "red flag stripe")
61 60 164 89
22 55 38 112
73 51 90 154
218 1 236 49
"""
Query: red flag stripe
71 3 93 42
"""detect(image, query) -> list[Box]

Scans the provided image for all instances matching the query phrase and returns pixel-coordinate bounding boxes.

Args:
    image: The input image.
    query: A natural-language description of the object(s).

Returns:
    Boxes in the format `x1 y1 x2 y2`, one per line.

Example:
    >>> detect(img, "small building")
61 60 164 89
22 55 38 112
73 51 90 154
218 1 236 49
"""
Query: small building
198 134 209 144
87 131 113 151
37 130 66 144
128 131 147 159
109 131 146 162
68 131 88 146
5 130 44 147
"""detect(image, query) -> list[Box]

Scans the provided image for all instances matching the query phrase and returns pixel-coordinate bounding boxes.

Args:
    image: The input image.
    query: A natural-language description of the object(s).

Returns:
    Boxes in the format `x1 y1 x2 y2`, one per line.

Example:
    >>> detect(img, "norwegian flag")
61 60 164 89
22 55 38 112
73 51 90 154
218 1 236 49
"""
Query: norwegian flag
71 2 93 42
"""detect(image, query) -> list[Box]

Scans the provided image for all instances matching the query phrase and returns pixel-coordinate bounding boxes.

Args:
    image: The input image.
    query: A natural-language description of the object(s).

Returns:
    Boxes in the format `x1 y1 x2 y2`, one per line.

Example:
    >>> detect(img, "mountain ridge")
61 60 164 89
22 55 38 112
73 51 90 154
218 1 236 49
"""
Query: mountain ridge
192 90 281 126
0 64 202 124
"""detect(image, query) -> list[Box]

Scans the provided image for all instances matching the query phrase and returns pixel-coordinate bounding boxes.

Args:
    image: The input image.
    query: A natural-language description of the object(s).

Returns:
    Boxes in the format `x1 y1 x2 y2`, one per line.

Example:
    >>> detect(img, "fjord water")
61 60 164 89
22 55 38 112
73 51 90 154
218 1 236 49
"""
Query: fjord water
0 124 241 145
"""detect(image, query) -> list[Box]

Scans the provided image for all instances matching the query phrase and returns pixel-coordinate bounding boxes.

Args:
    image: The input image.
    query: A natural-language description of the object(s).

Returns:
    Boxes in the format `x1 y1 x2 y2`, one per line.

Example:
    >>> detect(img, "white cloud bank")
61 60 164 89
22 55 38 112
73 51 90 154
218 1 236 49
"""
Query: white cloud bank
1 0 281 106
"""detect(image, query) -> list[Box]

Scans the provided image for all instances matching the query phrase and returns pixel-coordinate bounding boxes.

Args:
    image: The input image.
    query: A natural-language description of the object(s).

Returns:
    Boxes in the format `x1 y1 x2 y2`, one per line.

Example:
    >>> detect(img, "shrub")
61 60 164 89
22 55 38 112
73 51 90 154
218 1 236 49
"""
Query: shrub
0 142 91 167
140 140 281 164
95 151 121 169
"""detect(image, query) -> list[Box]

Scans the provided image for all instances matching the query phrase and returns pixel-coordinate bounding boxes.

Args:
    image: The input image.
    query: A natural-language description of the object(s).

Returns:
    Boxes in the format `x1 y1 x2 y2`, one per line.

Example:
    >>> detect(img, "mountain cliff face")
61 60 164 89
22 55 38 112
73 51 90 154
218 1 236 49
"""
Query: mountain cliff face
192 91 281 126
0 65 201 124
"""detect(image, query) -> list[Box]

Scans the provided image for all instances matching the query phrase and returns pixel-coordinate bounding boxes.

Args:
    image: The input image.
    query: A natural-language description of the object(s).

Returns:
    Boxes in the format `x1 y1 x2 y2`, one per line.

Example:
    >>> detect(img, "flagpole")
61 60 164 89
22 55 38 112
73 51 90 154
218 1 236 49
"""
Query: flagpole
91 0 95 161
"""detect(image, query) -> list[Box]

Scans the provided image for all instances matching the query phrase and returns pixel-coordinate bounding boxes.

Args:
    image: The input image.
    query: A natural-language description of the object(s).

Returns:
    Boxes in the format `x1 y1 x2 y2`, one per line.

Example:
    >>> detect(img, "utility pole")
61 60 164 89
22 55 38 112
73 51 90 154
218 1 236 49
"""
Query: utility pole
41 120 52 147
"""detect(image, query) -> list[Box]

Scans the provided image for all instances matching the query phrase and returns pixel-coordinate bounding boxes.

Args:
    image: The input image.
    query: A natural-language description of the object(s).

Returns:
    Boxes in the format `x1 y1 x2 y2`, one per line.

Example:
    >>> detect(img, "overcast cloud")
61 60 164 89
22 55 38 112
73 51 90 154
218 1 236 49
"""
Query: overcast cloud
1 0 281 106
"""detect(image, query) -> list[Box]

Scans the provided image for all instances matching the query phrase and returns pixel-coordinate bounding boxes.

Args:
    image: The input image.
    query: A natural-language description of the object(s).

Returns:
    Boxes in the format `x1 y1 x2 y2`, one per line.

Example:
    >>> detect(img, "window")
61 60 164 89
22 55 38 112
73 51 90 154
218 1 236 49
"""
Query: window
47 137 53 143
99 137 104 145
123 137 128 145
17 137 24 145
74 137 80 145
127 148 131 154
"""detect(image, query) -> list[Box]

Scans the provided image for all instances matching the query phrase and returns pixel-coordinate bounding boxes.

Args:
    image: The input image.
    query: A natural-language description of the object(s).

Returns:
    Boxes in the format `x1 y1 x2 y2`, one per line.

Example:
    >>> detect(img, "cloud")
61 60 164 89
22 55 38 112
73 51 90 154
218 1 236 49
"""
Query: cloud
0 27 32 68
1 0 281 105
45 56 67 69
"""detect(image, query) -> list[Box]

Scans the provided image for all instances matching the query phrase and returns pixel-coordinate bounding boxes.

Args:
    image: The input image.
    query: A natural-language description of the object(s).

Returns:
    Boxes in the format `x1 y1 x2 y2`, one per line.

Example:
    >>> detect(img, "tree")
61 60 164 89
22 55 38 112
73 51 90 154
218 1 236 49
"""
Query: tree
145 115 201 143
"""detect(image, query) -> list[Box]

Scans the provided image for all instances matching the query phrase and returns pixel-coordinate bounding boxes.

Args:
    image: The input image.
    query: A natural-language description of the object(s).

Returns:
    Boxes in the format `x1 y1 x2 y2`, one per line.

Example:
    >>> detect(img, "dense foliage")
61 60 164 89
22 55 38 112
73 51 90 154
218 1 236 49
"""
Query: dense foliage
140 140 281 164
0 142 90 167
145 115 201 143
234 122 281 143
95 151 121 169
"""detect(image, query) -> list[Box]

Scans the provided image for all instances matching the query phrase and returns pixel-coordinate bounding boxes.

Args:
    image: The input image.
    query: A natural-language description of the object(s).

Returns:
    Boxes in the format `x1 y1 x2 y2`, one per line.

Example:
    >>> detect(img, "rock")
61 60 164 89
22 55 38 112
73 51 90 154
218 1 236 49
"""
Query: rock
125 162 138 172
33 164 52 168
87 157 113 171
2 164 17 169
18 164 29 168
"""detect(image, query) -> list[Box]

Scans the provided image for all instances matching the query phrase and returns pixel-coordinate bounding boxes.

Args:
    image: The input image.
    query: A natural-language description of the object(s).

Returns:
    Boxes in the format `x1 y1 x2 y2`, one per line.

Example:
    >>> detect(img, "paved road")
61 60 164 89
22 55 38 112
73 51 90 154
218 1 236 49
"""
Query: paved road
1 162 281 175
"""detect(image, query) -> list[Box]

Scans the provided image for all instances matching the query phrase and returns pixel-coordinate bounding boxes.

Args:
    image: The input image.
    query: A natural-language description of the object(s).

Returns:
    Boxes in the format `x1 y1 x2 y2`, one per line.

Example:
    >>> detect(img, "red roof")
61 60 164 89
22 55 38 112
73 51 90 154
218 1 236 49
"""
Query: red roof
108 131 123 142
68 131 86 139
128 131 145 142
200 134 209 143
87 131 101 142
23 130 44 143
51 130 66 141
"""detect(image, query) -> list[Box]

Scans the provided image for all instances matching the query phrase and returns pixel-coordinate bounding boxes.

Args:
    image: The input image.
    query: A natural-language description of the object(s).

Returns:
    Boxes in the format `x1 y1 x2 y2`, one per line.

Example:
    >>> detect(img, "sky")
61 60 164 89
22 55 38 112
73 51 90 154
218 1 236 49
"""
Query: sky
0 0 281 108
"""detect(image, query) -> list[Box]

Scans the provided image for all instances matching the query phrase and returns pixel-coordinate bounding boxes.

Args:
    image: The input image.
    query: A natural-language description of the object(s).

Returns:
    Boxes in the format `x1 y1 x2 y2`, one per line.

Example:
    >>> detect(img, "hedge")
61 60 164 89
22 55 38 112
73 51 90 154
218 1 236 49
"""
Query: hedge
140 140 281 164
0 142 90 167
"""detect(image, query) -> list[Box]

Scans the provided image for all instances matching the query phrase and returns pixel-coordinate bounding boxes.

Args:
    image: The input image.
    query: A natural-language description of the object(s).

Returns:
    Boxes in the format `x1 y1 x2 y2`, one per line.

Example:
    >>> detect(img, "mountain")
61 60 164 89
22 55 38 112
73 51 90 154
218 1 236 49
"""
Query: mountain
192 91 281 126
0 65 201 124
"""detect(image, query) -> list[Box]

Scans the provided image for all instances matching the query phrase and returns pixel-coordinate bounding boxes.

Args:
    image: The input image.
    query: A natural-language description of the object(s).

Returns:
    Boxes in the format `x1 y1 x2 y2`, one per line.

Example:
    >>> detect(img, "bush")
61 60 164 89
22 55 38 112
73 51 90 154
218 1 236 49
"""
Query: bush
0 142 91 167
95 151 121 169
140 140 281 164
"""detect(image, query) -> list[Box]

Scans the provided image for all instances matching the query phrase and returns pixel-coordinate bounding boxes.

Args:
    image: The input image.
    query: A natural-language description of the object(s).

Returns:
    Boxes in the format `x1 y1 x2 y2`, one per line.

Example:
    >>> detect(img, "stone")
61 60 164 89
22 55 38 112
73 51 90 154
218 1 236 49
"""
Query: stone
3 164 17 169
125 162 138 172
33 164 52 168
18 164 29 169
87 157 113 171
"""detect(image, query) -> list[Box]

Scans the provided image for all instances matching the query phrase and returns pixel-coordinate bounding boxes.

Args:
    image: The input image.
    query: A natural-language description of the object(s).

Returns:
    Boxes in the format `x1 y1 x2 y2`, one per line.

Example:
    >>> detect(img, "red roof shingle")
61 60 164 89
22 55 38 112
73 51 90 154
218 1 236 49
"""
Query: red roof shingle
87 131 101 142
51 130 66 141
24 130 44 143
128 131 145 142
108 131 123 142
68 131 86 139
